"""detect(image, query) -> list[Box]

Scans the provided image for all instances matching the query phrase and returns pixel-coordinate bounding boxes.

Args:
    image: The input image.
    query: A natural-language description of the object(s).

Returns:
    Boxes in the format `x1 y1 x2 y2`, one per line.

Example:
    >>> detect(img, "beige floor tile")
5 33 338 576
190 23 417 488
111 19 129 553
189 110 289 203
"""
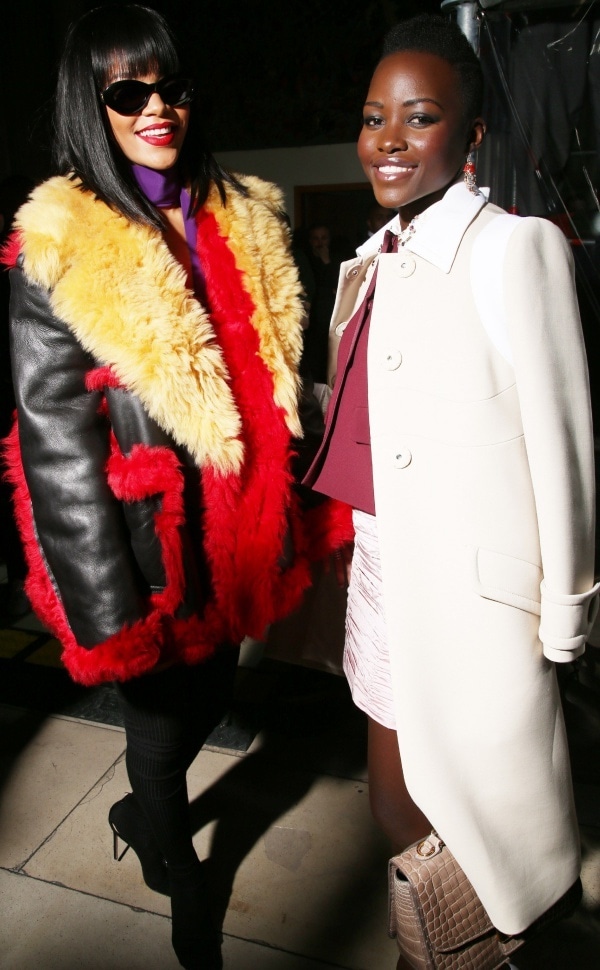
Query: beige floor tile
185 747 395 970
24 755 171 915
3 688 598 970
0 868 178 970
24 738 394 969
221 938 353 969
25 748 246 918
0 707 125 869
0 869 346 970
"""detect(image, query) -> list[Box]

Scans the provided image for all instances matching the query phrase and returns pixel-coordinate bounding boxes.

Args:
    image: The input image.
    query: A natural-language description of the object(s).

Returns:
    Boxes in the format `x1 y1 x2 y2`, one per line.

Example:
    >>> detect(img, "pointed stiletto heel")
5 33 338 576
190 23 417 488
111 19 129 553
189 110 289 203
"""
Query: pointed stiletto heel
112 826 125 861
108 793 170 896
112 825 135 863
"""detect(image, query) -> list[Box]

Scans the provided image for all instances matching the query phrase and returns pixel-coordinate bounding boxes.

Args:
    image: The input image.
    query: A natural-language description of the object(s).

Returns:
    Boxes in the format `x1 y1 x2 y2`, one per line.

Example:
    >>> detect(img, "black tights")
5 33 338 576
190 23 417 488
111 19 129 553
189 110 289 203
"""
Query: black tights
113 649 239 870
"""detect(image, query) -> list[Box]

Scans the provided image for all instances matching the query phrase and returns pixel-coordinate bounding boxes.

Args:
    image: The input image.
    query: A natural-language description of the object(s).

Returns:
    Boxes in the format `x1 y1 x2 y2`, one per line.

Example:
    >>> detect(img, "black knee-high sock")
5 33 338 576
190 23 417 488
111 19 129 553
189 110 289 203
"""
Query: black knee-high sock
114 650 238 868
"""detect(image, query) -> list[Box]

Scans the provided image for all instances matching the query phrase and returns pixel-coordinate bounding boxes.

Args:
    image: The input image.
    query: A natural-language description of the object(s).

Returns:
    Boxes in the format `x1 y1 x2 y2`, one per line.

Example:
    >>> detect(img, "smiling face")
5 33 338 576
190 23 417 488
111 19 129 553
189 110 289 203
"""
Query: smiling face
357 51 484 227
104 72 190 171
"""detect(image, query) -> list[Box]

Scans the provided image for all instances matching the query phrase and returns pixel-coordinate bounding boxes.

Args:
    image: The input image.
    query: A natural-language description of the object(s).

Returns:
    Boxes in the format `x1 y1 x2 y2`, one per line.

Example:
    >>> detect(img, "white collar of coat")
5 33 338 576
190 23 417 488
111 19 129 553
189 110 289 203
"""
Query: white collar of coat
356 183 490 274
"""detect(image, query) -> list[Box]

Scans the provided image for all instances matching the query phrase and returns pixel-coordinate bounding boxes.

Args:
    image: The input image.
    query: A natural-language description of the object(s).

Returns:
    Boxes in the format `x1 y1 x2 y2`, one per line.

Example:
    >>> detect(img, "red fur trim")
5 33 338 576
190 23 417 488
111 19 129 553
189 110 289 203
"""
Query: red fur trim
197 208 299 640
107 439 186 614
107 439 182 501
303 498 355 561
165 613 219 666
261 497 354 629
163 617 240 669
193 208 355 640
2 419 165 684
85 366 123 391
61 612 163 686
0 230 22 269
3 419 75 646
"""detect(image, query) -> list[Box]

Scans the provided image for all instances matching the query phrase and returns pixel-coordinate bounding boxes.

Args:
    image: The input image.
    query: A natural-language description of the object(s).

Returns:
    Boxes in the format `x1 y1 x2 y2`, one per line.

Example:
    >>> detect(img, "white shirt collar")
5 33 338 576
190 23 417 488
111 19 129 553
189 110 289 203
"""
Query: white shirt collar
355 182 490 274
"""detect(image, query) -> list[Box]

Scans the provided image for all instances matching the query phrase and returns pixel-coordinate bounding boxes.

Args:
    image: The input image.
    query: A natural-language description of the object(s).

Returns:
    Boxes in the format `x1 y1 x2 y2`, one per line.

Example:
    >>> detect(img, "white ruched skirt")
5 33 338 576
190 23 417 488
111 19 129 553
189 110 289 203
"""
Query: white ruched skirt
343 509 396 729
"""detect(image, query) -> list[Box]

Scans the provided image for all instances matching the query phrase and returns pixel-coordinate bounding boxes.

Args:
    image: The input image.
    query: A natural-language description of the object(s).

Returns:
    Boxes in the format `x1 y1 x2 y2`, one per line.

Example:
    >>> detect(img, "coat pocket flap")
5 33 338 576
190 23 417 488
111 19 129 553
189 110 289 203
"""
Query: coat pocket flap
472 547 542 616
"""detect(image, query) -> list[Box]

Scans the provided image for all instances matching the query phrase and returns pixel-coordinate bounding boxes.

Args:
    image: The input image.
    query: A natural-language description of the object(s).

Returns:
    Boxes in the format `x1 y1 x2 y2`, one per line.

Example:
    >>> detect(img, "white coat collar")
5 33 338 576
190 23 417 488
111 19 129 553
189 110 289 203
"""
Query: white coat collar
356 182 490 274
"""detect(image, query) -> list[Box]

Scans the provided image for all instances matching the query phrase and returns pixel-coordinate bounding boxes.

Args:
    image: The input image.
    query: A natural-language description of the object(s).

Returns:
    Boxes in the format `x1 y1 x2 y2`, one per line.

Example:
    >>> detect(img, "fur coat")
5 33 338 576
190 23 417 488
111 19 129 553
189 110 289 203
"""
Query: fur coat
4 174 352 685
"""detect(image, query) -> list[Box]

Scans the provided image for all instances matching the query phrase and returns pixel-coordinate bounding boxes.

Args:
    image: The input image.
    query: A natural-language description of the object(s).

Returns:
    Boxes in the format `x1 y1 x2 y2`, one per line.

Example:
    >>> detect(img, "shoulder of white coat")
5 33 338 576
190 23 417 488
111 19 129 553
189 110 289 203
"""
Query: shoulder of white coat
509 214 574 263
469 209 522 366
470 212 575 367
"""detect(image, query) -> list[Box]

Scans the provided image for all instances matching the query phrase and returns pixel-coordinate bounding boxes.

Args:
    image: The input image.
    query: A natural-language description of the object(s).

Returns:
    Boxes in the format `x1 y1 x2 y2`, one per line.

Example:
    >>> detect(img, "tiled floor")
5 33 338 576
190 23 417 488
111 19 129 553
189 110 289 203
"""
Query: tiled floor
1 577 599 969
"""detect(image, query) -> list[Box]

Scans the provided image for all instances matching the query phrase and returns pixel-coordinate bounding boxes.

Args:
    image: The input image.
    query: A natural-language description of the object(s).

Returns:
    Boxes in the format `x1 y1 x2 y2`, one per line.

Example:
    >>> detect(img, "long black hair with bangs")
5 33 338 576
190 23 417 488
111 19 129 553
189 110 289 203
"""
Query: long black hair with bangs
54 3 245 228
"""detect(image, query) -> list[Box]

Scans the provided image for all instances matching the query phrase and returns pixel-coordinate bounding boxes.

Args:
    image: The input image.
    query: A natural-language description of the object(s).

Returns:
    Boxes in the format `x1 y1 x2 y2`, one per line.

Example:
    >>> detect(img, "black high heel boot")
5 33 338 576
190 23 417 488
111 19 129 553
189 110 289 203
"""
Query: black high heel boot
108 793 170 896
169 859 223 970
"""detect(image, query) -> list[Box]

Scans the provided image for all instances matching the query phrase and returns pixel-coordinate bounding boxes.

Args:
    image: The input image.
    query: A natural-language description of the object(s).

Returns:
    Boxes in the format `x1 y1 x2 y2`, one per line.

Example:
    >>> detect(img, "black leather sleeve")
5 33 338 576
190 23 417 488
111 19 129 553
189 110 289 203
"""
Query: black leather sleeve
9 266 147 646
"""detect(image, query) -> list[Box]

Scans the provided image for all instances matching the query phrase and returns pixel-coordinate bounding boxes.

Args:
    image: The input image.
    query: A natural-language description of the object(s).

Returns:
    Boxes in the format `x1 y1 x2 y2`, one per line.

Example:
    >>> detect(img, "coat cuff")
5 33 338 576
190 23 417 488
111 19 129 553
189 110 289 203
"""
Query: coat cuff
539 580 600 662
60 612 164 685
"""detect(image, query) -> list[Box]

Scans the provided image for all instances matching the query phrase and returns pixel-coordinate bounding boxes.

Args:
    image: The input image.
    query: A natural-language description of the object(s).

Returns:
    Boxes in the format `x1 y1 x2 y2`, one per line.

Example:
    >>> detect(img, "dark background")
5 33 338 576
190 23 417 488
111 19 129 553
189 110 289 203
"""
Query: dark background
1 0 442 182
2 1 598 413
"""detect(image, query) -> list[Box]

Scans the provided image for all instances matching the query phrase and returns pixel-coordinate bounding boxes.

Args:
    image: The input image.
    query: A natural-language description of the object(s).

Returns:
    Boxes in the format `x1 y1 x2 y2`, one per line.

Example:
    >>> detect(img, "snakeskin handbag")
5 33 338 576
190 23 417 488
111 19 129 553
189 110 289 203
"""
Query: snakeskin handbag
388 832 581 970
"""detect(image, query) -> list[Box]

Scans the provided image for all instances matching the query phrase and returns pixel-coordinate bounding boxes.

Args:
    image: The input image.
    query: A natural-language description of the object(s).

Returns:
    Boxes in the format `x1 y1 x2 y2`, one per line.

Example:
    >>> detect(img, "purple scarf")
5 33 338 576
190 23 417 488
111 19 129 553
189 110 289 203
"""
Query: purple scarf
131 164 206 300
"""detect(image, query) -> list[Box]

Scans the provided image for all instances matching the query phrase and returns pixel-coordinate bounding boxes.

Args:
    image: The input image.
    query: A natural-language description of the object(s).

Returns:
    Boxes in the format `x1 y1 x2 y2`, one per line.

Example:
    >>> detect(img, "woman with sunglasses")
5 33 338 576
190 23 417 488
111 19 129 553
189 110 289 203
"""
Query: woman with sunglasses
3 5 351 968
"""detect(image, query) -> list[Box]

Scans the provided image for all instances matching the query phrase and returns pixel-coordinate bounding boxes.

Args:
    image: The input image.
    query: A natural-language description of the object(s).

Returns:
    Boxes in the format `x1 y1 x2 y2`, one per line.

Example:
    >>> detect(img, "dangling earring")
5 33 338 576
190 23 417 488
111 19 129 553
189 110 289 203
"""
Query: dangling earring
463 151 478 194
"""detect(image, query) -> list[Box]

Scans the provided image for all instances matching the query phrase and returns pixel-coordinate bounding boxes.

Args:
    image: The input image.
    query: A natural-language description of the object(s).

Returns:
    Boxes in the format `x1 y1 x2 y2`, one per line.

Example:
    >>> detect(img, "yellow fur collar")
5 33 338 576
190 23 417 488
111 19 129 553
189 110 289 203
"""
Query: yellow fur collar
15 175 303 473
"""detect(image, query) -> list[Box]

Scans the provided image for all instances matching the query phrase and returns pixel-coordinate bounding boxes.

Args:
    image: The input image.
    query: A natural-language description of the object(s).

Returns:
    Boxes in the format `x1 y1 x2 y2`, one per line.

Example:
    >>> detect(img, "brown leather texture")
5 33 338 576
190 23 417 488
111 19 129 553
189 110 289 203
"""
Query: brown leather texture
388 833 581 970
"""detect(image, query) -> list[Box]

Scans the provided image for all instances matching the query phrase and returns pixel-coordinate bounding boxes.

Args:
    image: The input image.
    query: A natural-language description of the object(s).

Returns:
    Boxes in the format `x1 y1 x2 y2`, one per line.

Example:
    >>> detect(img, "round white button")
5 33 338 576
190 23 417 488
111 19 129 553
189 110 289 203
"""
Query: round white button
393 448 412 469
384 350 402 370
397 256 416 277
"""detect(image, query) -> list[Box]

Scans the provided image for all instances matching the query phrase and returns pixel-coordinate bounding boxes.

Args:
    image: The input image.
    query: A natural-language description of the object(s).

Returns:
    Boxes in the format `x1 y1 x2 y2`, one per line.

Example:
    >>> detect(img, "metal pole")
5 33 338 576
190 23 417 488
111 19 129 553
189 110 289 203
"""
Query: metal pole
440 1 481 54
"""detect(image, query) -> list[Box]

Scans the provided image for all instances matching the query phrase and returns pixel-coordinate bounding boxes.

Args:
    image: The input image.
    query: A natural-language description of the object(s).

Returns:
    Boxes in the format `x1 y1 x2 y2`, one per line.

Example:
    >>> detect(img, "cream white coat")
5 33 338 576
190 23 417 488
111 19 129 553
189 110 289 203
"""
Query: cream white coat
329 183 599 933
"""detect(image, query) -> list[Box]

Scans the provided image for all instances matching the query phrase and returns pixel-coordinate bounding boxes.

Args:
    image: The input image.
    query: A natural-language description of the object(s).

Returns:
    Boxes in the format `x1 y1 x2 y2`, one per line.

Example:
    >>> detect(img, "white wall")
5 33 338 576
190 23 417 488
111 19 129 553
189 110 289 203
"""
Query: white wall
215 143 367 220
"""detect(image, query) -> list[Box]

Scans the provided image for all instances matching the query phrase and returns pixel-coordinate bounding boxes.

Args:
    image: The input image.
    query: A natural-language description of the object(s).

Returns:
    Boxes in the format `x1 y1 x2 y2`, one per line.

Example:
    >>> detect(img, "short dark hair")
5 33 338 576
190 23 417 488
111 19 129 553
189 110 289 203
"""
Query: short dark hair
54 3 245 228
381 14 484 122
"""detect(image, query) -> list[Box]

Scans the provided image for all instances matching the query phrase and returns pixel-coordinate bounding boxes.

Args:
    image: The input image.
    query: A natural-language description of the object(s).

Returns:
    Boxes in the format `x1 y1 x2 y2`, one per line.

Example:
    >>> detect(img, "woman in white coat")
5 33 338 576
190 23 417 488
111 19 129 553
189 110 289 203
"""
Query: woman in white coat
305 13 599 966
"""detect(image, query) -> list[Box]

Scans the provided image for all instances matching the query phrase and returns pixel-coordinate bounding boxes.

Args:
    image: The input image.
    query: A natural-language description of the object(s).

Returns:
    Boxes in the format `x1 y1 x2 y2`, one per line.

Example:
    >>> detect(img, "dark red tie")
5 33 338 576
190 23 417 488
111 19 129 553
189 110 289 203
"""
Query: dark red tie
381 228 399 253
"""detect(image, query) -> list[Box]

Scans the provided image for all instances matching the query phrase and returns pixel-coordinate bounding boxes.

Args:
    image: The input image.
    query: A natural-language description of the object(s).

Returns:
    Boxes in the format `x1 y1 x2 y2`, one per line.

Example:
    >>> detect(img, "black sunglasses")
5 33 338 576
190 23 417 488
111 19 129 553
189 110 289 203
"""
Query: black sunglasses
100 75 196 115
